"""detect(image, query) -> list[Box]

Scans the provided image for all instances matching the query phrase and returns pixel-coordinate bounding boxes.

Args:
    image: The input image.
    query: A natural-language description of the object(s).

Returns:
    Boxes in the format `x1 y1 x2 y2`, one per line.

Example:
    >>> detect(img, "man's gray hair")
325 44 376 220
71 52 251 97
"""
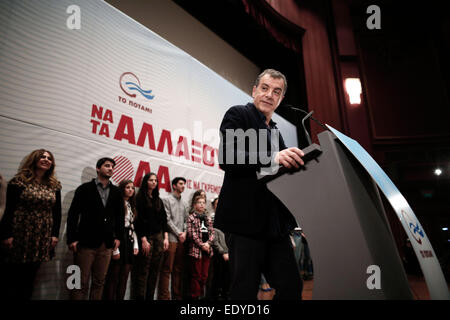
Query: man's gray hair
254 69 287 95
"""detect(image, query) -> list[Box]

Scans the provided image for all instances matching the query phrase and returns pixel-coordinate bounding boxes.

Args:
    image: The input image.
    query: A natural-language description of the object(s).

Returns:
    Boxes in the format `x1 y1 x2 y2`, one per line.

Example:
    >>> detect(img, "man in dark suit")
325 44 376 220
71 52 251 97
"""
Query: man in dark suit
214 69 305 299
67 157 124 300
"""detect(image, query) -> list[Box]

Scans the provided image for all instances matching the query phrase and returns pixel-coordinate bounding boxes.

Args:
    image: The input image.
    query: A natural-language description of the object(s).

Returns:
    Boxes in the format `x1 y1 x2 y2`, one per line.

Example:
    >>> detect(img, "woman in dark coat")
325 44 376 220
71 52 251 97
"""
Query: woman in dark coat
104 180 139 300
131 173 169 300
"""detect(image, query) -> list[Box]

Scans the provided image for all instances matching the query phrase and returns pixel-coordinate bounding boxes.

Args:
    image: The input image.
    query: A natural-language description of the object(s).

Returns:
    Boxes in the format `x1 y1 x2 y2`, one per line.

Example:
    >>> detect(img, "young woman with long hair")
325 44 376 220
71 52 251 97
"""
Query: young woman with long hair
0 149 62 299
103 180 139 300
131 173 169 300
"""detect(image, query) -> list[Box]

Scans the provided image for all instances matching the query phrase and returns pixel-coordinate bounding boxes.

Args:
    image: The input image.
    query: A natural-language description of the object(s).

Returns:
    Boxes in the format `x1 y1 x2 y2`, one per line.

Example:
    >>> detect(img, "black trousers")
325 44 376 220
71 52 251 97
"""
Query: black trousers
226 233 303 300
211 254 230 299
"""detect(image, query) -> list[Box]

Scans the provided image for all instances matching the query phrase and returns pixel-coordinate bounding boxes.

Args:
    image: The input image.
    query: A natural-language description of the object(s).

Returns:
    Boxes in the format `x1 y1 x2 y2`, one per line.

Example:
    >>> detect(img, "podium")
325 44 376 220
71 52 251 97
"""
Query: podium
260 130 413 299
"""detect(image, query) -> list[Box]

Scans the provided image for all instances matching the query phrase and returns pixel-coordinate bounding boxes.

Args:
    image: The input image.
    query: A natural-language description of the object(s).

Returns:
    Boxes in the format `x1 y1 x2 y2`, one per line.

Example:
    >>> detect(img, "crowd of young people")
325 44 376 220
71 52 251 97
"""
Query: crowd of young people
0 150 229 300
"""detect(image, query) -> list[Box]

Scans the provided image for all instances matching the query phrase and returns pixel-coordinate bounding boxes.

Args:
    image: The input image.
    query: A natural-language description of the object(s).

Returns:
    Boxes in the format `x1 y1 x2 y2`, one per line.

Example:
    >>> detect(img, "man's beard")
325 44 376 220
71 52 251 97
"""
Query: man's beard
100 172 112 179
175 187 184 193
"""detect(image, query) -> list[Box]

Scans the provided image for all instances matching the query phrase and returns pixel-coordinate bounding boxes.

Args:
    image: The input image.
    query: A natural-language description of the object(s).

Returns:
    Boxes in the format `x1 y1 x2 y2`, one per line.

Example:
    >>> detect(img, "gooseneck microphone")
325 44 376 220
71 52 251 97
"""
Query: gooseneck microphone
282 104 328 146
258 104 325 181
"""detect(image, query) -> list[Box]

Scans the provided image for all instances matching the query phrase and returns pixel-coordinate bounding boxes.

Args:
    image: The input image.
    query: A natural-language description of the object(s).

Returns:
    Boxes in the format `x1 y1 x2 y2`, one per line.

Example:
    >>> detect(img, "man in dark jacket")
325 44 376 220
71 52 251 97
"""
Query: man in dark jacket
214 69 304 299
67 157 124 300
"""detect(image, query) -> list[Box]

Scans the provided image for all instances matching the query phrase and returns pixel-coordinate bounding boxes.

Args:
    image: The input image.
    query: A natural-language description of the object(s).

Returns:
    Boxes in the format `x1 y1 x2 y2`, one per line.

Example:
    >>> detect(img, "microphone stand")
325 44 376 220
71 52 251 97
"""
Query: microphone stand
301 110 314 146
284 105 329 146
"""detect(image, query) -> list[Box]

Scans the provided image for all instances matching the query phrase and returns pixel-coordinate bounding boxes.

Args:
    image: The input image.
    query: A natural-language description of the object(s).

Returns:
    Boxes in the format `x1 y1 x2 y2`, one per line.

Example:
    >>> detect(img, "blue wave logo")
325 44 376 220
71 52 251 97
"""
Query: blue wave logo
409 222 425 240
124 81 154 100
402 210 424 245
120 72 155 100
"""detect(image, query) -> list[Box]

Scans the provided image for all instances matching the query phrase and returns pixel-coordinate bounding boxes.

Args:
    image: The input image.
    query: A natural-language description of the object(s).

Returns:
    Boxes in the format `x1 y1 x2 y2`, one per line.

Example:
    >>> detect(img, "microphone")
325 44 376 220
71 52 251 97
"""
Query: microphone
257 104 325 181
282 104 328 146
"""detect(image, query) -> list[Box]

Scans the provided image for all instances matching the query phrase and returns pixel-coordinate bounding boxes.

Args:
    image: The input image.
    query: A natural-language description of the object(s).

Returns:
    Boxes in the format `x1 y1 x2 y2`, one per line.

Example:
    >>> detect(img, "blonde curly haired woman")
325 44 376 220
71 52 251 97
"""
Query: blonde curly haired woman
0 149 62 299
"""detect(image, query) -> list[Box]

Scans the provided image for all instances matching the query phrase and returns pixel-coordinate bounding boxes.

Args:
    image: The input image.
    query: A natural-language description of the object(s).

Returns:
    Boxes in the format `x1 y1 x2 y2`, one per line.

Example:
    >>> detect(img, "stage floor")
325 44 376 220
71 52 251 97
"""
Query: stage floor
257 274 450 300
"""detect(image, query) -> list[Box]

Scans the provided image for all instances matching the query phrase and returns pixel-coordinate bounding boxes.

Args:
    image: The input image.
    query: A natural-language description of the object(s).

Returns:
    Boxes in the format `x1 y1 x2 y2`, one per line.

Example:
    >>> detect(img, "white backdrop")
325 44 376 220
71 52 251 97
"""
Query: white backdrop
0 0 298 299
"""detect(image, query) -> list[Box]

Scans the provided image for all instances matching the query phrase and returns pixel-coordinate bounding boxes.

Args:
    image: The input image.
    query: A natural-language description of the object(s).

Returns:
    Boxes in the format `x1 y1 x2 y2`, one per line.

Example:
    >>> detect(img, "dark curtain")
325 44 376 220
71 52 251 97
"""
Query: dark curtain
241 0 304 53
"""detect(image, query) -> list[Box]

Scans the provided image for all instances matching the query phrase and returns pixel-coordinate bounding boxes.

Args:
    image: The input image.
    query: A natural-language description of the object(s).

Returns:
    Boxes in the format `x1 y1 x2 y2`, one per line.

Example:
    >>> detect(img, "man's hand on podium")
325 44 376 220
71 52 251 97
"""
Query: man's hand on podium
274 147 305 169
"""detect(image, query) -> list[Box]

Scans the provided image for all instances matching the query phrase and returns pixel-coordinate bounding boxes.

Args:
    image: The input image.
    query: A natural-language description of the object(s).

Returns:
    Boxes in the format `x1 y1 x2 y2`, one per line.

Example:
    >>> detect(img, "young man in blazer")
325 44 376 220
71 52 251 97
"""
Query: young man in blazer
214 69 305 300
67 157 124 300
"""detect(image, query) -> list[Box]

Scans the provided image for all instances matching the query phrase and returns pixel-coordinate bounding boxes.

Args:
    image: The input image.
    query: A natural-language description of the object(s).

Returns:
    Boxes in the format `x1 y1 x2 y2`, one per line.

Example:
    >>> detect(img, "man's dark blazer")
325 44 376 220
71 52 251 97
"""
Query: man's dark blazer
214 103 297 238
67 179 124 249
